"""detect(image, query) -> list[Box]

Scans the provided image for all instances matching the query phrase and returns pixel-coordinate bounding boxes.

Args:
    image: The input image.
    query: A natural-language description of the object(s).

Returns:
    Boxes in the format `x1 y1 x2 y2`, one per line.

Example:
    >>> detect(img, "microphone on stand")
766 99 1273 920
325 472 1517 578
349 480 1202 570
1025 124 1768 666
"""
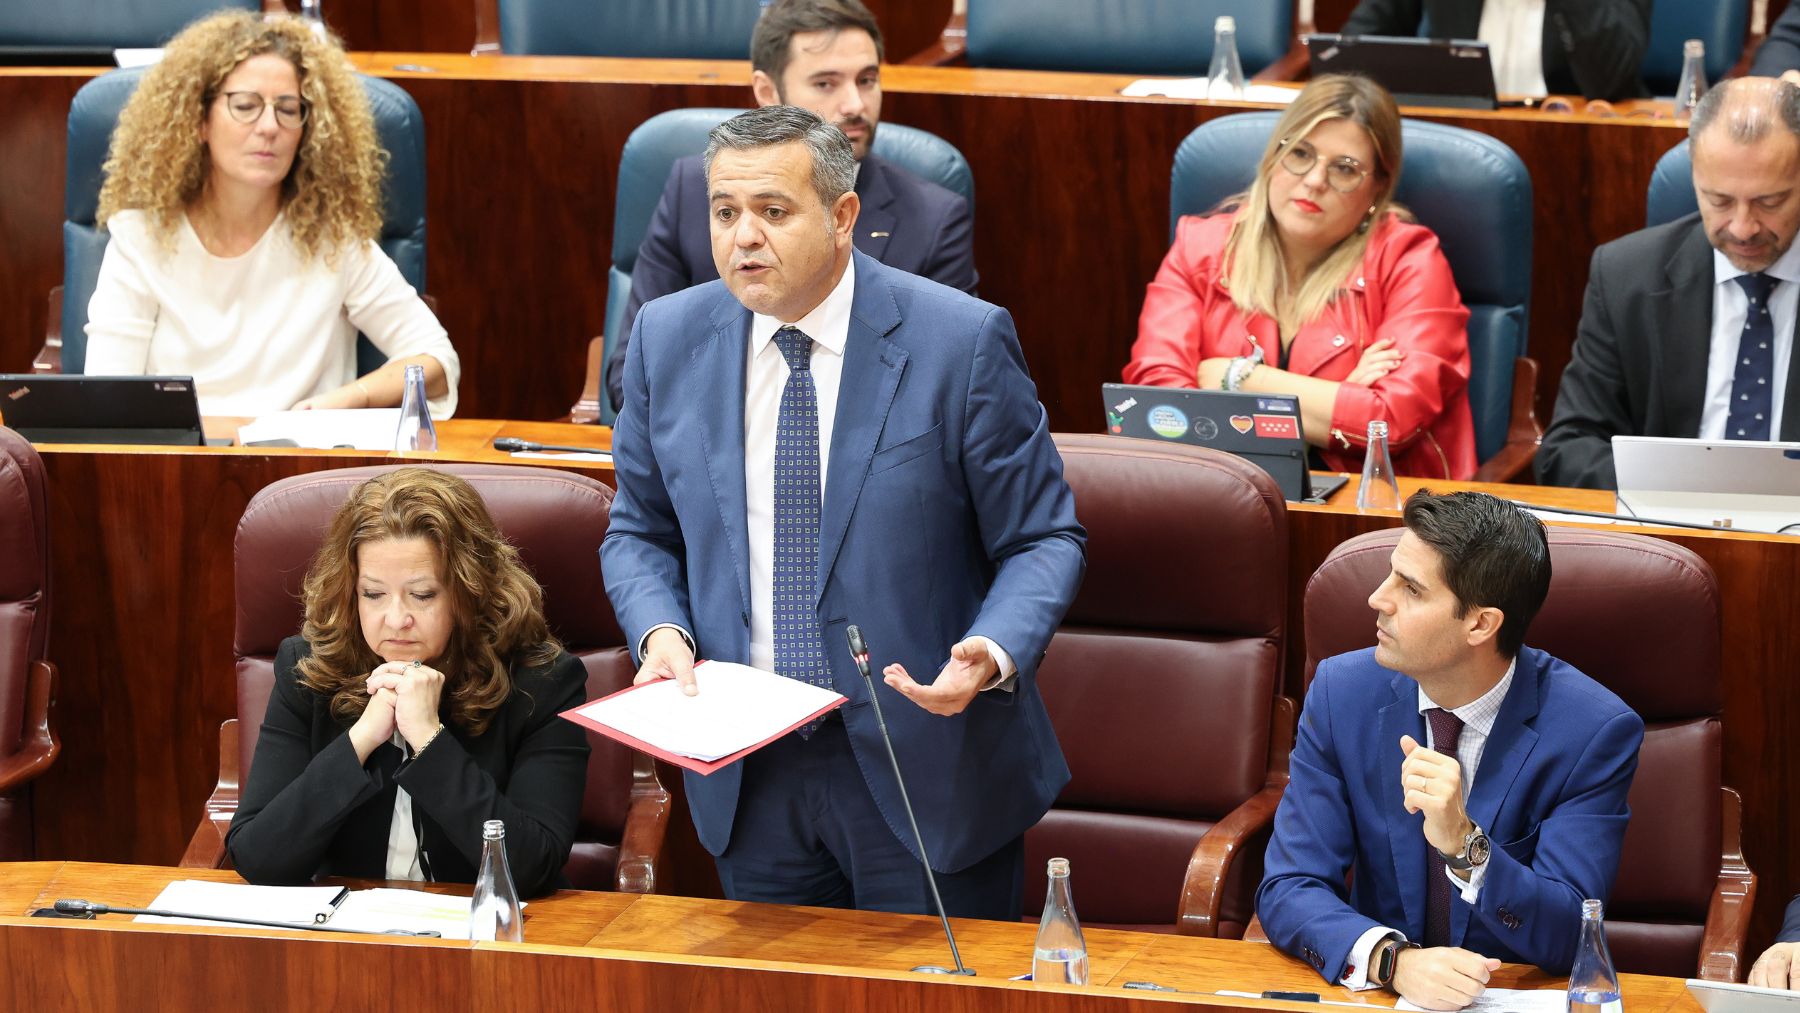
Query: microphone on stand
492 437 610 455
845 624 975 977
50 899 440 936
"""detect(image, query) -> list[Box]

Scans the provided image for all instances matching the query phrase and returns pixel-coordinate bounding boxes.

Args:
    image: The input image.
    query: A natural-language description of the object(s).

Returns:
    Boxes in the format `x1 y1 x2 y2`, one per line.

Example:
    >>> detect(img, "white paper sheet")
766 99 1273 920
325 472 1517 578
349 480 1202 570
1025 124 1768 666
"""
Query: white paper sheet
1397 987 1568 1013
237 408 402 450
572 661 845 762
134 880 345 928
330 888 474 940
1121 79 1302 103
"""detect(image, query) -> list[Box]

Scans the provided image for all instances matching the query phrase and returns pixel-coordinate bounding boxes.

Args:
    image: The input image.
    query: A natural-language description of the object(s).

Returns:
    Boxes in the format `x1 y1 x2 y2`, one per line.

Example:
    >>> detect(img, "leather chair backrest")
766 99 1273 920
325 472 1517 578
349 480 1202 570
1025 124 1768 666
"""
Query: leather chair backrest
0 0 257 49
601 106 975 422
63 68 427 378
1025 434 1288 933
496 0 762 58
0 427 51 763
1646 138 1696 229
964 0 1290 77
1303 527 1723 977
233 465 636 889
1170 113 1532 466
1642 0 1748 97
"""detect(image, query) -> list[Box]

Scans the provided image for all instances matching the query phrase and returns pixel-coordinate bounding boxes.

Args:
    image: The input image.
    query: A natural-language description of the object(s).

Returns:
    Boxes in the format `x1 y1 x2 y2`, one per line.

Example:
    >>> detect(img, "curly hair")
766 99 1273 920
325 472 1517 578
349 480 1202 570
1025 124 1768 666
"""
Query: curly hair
96 9 386 266
297 468 562 737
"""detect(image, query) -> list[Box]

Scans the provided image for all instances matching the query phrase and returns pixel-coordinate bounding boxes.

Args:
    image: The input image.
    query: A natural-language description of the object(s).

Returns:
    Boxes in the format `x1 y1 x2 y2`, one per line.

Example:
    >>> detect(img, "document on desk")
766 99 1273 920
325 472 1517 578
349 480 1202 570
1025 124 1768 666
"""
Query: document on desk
1397 988 1567 1013
237 408 402 450
1121 78 1302 103
330 889 473 940
134 880 349 928
561 661 847 775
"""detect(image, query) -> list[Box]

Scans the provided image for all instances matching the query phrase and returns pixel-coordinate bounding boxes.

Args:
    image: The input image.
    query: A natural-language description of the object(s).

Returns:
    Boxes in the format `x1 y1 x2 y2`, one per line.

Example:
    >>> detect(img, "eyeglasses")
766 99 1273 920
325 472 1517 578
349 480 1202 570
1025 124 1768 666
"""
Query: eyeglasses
218 91 310 129
1278 139 1370 194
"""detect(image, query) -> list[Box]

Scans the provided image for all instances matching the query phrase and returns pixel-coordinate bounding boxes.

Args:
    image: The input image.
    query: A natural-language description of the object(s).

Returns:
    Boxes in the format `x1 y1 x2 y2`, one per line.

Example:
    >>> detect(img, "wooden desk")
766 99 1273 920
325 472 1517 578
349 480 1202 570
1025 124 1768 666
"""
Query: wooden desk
0 55 1682 428
0 861 1700 1012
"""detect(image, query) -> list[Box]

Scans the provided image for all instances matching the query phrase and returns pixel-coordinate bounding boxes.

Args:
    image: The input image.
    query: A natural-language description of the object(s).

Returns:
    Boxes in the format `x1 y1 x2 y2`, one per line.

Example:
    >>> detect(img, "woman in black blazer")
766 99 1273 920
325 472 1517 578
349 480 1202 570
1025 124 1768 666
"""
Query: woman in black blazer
227 468 589 896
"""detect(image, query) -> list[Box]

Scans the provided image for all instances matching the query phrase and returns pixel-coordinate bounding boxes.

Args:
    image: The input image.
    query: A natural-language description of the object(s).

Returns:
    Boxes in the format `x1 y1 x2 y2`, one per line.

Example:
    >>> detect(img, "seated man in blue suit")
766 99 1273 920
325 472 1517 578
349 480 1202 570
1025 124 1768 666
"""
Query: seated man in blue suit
601 105 1083 918
604 0 978 410
1258 491 1643 1011
1750 898 1800 988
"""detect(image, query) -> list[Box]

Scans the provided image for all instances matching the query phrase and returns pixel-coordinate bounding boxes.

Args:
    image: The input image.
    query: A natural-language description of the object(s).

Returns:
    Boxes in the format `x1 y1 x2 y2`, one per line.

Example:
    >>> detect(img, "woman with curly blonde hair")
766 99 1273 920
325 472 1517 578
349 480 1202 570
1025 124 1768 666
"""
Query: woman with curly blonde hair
84 10 460 418
228 468 588 896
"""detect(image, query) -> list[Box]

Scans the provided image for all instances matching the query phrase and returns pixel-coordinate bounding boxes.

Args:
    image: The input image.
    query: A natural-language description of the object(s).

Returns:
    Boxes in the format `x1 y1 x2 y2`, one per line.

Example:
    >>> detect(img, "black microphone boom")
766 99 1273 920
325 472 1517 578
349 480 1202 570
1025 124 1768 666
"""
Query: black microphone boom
49 899 440 936
492 437 609 455
844 624 975 976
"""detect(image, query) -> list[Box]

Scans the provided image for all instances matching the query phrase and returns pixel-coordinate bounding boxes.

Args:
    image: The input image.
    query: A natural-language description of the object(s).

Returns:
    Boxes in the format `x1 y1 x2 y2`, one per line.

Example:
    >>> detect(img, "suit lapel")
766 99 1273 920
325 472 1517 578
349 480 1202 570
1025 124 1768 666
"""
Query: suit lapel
1453 653 1542 946
695 291 753 622
851 157 898 262
817 254 906 604
1381 679 1429 939
1658 223 1717 437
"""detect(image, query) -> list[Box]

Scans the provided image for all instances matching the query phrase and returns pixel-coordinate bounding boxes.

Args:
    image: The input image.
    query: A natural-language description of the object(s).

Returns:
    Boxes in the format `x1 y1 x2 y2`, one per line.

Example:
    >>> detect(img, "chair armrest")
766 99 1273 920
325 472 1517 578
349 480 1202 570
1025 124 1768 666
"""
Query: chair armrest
470 0 501 55
901 12 967 66
33 286 63 375
0 660 60 794
568 335 606 425
1472 356 1542 485
1698 785 1757 982
1176 695 1297 936
614 750 672 894
178 719 241 870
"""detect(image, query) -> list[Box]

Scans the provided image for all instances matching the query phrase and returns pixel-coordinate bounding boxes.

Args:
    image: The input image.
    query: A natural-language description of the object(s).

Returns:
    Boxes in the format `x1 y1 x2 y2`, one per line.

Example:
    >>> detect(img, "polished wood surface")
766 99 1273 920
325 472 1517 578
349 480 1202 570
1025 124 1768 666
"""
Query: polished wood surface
0 56 1683 428
0 862 1703 1012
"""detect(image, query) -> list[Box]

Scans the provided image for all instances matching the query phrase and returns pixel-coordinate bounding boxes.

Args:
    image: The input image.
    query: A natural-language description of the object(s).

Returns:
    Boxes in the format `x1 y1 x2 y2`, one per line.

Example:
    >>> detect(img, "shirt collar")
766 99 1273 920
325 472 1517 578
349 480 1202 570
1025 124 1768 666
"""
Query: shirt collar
1416 656 1517 739
749 254 856 359
1713 237 1800 288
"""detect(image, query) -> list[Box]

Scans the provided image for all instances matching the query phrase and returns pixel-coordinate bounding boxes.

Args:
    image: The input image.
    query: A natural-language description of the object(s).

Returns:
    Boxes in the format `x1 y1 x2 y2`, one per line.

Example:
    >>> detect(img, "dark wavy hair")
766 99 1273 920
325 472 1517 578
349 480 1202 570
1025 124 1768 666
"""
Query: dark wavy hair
297 468 560 735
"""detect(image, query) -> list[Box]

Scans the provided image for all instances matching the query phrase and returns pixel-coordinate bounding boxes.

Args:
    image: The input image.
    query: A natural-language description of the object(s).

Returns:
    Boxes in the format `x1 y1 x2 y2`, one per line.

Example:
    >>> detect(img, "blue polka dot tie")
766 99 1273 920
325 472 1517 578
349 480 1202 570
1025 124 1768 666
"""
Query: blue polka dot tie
1727 273 1778 442
772 326 832 736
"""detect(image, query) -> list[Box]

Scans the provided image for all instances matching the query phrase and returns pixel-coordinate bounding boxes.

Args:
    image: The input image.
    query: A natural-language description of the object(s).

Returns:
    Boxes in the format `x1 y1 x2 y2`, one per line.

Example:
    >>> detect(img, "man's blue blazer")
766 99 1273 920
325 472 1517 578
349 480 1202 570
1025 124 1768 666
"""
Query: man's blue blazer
600 251 1083 874
605 152 978 409
1257 646 1644 979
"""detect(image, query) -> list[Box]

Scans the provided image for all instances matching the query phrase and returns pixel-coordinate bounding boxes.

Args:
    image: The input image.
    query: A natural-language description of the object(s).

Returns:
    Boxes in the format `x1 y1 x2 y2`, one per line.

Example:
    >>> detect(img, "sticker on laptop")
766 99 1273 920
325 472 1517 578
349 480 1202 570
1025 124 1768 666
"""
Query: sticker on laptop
1146 405 1188 439
1256 398 1295 414
1192 417 1219 440
1229 415 1255 435
1254 414 1298 439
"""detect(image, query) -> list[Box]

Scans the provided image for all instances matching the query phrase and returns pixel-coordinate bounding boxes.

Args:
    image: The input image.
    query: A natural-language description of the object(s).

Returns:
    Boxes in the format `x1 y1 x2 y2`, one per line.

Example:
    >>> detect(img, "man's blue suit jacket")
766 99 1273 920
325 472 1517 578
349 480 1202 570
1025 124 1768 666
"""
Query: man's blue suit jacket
600 250 1083 874
1257 646 1644 980
605 152 978 409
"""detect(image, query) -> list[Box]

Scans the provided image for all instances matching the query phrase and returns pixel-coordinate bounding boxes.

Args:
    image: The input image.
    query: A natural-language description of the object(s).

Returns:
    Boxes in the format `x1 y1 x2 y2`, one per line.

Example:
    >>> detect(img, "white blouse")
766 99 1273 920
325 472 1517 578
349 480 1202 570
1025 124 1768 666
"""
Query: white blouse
84 210 460 418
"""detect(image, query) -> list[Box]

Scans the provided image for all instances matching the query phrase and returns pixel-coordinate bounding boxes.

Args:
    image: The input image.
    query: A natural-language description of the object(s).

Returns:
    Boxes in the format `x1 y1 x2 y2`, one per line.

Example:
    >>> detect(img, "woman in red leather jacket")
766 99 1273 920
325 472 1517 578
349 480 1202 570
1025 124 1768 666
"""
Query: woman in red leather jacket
1124 75 1476 480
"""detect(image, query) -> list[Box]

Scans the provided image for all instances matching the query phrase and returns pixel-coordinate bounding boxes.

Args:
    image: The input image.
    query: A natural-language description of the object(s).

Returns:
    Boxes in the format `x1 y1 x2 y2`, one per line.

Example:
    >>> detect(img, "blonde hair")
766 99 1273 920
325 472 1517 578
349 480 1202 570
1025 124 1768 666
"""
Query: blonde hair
297 468 562 737
96 9 386 266
1220 75 1406 333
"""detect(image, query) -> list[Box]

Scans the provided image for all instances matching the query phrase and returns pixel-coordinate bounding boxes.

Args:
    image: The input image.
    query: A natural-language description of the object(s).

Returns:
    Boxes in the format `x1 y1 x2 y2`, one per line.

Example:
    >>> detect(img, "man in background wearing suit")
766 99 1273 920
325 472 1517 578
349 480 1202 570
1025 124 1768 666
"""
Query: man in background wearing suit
604 0 978 410
601 106 1083 918
1751 2 1800 81
1258 491 1642 1011
1539 78 1800 489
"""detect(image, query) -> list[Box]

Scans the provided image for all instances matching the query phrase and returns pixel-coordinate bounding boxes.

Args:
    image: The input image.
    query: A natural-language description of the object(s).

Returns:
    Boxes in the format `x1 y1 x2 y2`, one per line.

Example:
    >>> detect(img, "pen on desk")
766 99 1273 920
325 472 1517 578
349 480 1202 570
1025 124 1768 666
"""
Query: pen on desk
315 886 351 924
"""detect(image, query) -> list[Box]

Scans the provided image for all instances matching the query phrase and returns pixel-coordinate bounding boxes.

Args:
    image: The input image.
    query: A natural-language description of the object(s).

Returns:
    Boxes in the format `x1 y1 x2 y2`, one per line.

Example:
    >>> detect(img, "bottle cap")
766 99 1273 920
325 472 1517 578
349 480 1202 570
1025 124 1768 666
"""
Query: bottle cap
1215 15 1236 33
482 819 506 839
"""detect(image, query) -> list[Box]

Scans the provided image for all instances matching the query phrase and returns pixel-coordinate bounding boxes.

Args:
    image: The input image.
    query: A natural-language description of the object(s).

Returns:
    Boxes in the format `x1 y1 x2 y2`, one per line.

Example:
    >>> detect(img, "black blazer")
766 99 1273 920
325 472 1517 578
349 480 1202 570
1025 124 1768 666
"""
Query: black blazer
1538 213 1800 490
226 636 590 897
604 151 978 409
1341 0 1651 101
1751 3 1800 77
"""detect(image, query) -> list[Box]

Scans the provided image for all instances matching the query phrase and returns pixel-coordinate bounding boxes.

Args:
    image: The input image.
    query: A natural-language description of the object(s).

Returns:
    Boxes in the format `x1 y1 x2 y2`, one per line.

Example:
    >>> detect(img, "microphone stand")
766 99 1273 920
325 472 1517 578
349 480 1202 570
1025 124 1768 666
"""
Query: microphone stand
845 625 975 976
51 899 441 936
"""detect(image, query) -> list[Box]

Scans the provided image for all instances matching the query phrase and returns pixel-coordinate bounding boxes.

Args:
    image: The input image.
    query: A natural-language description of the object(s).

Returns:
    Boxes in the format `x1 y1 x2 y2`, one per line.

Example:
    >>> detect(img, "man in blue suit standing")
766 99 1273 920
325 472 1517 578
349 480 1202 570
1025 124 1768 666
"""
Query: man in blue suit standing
1258 492 1643 1010
604 0 978 411
601 105 1083 919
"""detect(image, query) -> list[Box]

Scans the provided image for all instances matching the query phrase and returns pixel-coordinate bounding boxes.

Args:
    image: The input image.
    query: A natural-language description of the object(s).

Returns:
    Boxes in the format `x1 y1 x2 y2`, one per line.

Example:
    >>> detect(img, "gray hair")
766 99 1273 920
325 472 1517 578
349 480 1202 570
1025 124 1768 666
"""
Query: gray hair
703 105 858 211
1689 77 1800 147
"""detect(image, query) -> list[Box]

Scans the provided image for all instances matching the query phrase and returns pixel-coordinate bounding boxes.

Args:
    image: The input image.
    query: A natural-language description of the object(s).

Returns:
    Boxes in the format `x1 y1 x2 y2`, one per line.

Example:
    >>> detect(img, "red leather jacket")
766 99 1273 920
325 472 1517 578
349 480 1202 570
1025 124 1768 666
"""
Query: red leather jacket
1124 212 1477 480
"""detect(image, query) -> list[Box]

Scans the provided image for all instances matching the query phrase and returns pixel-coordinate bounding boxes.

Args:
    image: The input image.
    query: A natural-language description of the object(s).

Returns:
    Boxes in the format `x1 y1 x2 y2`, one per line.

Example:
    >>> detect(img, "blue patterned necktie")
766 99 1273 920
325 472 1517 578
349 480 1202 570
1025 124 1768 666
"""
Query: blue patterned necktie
1423 708 1464 949
772 326 832 736
1727 273 1778 441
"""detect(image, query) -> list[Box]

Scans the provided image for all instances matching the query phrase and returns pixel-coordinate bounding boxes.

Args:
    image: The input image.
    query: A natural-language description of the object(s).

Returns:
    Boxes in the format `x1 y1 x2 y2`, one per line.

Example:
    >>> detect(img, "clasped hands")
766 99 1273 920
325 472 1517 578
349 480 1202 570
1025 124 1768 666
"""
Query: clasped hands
1390 734 1502 1012
349 660 446 763
633 628 997 716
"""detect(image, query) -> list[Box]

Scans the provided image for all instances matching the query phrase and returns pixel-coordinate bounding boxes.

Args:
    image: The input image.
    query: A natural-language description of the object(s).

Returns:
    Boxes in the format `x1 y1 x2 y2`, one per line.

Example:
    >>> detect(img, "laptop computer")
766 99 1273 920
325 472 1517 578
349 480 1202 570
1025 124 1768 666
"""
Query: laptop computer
1102 383 1349 503
1688 979 1800 1013
1304 34 1497 110
1613 435 1800 535
0 374 206 446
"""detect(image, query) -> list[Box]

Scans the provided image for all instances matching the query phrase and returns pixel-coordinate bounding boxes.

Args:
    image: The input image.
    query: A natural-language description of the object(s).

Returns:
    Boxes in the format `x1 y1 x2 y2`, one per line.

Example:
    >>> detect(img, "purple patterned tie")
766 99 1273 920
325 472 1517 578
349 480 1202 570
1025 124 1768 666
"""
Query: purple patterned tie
772 326 832 737
1424 707 1465 948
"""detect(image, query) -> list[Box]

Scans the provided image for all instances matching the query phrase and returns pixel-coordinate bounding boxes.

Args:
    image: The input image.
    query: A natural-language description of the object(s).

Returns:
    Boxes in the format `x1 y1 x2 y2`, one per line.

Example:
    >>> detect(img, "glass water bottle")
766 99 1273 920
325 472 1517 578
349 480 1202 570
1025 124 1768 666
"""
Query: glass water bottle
1207 16 1246 101
1356 420 1402 511
1566 899 1622 1013
394 363 439 452
469 819 524 943
1674 40 1707 121
299 0 328 39
1032 857 1089 986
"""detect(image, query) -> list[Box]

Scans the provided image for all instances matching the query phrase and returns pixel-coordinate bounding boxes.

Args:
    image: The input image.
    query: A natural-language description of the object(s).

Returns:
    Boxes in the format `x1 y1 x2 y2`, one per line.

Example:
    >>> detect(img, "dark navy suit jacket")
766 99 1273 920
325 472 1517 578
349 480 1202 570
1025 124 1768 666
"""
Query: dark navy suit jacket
605 152 977 409
600 250 1081 874
1257 646 1644 980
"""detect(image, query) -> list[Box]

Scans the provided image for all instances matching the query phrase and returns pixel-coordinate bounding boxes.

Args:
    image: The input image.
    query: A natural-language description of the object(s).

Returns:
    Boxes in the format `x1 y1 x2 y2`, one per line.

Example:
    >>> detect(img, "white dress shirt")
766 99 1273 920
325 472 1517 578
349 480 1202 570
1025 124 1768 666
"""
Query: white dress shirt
1700 244 1800 440
384 730 428 881
1478 0 1548 98
1343 659 1517 989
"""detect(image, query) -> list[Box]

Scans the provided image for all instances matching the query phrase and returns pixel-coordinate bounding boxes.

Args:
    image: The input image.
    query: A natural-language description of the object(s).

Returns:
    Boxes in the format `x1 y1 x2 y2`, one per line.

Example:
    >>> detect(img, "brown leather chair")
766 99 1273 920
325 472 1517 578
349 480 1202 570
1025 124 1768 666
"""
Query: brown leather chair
180 464 670 893
1298 526 1753 980
0 427 59 861
1029 434 1296 937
